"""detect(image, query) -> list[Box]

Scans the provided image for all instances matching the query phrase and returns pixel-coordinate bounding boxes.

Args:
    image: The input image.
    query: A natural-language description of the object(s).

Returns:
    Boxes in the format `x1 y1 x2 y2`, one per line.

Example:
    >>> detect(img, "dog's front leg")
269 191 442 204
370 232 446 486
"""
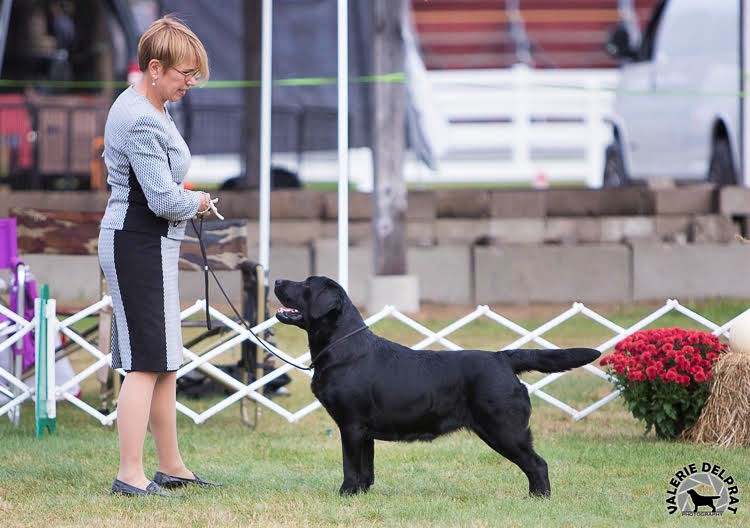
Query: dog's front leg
339 426 367 496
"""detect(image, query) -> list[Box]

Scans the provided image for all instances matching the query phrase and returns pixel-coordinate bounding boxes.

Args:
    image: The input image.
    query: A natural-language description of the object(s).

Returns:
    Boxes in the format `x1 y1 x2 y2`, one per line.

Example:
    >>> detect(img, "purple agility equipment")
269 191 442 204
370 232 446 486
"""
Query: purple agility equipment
0 218 17 269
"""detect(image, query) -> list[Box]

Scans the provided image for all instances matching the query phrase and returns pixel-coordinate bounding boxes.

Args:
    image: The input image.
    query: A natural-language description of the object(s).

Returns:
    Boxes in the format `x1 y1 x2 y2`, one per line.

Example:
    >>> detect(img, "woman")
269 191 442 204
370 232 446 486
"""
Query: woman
99 15 220 496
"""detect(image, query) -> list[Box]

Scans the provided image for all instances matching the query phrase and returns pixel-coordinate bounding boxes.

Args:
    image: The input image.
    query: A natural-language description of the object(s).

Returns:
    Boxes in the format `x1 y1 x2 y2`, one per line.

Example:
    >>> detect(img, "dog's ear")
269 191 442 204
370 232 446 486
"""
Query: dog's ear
309 281 343 319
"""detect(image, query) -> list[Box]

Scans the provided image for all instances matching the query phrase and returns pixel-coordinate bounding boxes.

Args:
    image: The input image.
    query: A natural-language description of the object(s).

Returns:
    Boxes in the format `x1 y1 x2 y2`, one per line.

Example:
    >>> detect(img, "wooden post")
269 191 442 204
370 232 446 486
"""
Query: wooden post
372 0 407 275
242 0 262 188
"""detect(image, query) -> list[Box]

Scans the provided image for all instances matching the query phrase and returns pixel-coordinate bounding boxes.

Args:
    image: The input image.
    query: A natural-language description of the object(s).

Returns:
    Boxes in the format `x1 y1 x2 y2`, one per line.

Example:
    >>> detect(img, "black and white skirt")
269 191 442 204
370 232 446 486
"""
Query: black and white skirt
98 228 183 372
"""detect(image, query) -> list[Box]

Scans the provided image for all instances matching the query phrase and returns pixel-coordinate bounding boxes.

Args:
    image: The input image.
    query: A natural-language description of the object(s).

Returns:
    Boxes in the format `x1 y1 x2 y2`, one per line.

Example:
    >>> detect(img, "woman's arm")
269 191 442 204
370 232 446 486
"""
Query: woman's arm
125 115 202 221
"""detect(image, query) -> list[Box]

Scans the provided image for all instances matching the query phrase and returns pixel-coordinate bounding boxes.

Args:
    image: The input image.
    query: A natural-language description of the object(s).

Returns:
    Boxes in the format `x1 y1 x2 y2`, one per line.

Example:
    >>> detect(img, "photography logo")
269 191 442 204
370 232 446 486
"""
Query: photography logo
666 462 740 516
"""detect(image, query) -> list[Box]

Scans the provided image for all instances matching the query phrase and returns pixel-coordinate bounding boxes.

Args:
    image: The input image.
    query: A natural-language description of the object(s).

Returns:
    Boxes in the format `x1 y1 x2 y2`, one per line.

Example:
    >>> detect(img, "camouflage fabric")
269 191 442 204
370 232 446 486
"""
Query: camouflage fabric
180 219 248 271
10 207 101 255
10 209 249 272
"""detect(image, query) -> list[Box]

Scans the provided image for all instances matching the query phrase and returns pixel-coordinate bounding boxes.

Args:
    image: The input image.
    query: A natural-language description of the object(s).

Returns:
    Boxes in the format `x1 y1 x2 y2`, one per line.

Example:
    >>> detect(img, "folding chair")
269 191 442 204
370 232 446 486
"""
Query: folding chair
0 217 31 425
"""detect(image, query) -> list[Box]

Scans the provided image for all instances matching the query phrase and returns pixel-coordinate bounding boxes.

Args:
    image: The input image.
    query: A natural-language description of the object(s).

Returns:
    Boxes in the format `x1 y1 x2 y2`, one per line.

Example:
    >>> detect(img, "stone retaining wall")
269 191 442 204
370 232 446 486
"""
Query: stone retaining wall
3 186 750 308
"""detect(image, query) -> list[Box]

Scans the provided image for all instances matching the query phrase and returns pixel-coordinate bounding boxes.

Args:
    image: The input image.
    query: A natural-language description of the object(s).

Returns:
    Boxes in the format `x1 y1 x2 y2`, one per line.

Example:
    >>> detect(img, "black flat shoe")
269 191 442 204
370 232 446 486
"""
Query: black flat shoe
111 479 173 497
153 471 222 489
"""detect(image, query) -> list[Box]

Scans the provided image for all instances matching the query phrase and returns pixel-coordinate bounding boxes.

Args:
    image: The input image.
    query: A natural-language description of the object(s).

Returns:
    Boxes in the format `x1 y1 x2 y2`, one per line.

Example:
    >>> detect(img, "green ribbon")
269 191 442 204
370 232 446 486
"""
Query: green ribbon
1 70 747 97
0 72 406 90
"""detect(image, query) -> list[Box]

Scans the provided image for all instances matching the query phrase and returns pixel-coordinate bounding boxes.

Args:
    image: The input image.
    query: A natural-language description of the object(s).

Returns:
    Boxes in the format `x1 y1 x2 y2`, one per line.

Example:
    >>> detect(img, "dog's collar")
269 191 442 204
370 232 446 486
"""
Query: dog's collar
310 325 368 369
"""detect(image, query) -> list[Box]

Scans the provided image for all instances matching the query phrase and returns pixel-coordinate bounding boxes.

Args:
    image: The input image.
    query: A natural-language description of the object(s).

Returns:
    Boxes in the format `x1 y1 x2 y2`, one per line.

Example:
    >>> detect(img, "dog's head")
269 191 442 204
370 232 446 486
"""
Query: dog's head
274 276 347 330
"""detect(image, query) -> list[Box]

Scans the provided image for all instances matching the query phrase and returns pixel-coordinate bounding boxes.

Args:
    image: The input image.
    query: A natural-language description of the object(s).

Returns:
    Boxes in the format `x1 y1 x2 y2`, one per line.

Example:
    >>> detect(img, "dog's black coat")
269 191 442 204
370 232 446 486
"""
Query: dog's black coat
274 276 600 497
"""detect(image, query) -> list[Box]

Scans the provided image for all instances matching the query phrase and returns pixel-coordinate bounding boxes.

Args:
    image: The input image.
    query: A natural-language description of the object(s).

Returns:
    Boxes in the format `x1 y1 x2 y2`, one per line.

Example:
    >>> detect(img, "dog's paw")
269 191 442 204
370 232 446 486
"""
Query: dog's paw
339 482 369 496
528 489 551 499
339 485 358 497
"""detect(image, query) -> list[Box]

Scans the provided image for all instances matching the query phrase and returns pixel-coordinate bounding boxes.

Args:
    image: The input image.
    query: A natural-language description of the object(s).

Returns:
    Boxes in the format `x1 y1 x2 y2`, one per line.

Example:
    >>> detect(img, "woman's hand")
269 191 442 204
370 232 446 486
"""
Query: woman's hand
196 191 212 217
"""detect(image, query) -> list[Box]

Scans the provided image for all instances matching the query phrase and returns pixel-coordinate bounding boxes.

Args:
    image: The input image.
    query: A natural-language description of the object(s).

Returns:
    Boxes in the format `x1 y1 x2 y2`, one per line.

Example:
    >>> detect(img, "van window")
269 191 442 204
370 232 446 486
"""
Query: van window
637 0 667 61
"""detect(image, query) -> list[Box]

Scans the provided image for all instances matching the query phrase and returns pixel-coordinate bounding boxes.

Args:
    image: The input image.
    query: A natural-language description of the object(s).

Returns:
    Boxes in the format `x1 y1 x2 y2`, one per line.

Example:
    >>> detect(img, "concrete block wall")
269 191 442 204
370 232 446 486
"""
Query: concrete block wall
5 186 750 308
20 254 103 308
631 243 750 301
474 245 631 304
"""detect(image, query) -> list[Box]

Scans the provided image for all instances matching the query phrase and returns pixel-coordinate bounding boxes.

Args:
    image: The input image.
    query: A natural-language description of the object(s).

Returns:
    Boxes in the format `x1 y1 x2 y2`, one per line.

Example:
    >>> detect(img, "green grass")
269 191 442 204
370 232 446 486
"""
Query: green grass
2 300 749 527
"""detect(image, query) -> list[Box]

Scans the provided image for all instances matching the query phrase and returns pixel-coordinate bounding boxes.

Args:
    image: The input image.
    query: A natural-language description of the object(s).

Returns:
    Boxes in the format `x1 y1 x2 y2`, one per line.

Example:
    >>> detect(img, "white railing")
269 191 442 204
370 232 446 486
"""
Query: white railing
3 293 747 427
188 66 619 191
409 65 618 189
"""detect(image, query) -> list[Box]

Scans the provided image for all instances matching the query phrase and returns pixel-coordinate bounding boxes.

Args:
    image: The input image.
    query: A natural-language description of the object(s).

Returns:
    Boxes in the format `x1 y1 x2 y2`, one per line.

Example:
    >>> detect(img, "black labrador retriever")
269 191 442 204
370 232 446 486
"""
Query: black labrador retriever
274 276 600 497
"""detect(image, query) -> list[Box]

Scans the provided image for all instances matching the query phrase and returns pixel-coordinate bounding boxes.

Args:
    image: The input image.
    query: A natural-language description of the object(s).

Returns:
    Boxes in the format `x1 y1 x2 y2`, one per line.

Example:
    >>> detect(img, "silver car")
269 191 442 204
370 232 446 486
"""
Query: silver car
603 0 740 187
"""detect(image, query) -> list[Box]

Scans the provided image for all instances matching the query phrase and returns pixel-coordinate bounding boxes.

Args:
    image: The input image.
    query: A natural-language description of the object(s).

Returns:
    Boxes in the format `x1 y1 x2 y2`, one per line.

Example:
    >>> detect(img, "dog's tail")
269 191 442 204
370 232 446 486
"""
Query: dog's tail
504 348 600 374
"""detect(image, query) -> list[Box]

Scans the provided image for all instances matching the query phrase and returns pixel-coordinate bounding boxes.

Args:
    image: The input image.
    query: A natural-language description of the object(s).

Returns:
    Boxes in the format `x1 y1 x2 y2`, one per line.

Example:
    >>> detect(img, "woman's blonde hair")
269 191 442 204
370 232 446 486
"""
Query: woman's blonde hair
138 15 209 83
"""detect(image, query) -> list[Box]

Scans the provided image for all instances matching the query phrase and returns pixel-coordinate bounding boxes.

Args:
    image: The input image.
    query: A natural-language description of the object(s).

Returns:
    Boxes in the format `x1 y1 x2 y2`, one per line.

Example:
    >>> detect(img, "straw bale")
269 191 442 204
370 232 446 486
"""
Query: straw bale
687 352 750 447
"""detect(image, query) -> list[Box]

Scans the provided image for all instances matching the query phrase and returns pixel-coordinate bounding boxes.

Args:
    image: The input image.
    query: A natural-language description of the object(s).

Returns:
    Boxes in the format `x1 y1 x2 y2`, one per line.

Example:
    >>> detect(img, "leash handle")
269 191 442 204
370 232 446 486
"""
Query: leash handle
193 217 211 330
208 197 224 220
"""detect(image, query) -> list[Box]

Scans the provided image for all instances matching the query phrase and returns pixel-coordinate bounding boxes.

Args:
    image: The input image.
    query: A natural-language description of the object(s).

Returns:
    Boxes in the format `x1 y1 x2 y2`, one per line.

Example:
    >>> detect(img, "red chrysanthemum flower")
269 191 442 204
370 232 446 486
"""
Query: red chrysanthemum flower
599 327 728 440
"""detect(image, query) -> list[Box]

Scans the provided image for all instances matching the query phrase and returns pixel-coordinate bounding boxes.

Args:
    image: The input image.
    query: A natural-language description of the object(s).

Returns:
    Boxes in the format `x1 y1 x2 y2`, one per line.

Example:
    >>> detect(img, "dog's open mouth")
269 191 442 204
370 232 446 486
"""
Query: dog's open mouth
276 306 303 325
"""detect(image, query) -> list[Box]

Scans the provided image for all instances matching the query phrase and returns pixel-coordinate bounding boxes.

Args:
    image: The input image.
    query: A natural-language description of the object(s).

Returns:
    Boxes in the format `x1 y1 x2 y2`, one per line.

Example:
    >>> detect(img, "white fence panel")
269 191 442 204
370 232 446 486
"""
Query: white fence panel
3 294 747 427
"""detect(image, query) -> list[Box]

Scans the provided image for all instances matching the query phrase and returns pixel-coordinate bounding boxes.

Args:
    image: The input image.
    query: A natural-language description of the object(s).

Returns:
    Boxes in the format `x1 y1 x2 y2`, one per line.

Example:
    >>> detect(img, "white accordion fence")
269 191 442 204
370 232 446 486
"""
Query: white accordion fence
1 294 748 427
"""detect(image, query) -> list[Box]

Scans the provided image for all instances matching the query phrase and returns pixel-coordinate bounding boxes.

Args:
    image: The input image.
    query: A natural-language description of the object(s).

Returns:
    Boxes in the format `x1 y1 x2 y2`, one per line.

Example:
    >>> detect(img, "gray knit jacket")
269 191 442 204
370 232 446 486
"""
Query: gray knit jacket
100 87 201 240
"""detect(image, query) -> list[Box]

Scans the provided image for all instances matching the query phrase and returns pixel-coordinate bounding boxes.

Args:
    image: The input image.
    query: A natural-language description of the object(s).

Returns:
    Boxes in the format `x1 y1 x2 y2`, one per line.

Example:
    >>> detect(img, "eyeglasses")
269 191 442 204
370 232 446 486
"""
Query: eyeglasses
171 67 200 82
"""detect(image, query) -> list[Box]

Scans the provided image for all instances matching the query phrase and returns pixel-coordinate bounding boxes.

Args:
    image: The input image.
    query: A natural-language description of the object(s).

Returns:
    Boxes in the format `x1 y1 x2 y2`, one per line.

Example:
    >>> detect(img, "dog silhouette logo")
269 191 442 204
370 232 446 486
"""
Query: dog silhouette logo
685 488 721 512
666 462 740 516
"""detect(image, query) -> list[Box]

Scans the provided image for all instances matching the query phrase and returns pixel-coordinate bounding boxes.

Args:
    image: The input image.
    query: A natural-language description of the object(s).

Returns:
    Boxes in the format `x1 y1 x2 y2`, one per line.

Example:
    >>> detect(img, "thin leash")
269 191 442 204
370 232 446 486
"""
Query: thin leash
189 215 366 372
307 325 368 369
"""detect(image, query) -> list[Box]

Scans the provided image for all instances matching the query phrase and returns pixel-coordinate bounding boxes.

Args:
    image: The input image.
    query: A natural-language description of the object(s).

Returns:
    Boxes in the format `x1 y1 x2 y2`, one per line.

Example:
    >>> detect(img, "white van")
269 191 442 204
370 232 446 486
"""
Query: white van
603 0 740 186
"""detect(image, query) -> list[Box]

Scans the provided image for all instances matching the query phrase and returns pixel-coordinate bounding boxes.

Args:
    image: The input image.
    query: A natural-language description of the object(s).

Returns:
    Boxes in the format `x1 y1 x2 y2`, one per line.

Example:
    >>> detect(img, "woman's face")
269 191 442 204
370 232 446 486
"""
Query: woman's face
159 61 200 103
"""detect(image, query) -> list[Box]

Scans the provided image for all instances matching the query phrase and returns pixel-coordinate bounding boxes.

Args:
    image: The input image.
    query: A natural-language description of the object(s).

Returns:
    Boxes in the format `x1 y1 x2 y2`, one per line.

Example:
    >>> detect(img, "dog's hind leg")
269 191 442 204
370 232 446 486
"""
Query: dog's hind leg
338 426 369 496
471 423 551 497
361 436 375 491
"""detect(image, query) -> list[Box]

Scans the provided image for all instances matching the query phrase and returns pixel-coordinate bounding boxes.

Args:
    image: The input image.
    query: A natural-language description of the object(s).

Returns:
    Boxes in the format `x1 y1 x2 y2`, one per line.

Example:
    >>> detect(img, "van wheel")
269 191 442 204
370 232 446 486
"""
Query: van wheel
603 143 629 187
707 137 736 185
